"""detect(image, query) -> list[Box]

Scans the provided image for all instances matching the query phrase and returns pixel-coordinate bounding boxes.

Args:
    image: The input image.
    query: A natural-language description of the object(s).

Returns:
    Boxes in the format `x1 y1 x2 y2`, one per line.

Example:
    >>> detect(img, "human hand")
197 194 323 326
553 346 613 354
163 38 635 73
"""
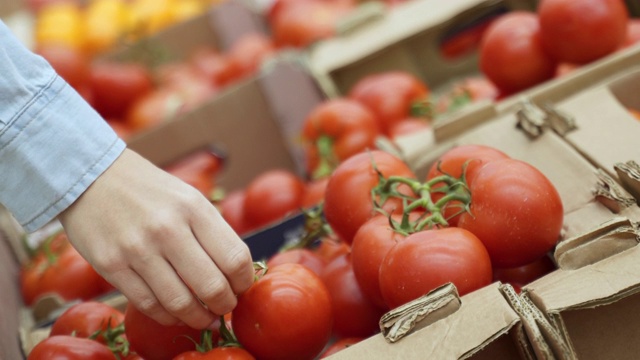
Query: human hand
57 148 254 329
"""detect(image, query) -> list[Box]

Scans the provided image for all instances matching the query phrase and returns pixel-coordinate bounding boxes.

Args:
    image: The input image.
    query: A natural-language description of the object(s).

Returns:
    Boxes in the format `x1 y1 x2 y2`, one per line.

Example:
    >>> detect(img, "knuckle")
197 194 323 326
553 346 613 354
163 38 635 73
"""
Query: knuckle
197 277 230 304
136 296 163 317
223 244 253 277
164 294 198 316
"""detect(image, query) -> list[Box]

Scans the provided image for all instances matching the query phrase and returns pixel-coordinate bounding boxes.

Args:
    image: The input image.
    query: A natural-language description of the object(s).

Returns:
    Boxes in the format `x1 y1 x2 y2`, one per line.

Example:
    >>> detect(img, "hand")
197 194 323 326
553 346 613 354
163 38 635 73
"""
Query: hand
58 148 254 329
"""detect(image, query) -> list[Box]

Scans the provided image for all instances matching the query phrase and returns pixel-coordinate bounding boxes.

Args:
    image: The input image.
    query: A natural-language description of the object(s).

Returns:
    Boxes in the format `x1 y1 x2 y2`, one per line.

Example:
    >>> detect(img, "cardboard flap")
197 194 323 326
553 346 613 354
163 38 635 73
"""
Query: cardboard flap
208 0 268 50
593 169 637 213
614 160 640 203
554 217 640 270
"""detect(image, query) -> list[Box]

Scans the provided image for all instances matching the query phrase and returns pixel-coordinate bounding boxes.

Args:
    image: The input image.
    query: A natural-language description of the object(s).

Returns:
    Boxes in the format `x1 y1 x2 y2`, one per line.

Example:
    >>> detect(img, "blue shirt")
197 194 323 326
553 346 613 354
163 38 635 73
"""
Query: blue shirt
0 21 126 232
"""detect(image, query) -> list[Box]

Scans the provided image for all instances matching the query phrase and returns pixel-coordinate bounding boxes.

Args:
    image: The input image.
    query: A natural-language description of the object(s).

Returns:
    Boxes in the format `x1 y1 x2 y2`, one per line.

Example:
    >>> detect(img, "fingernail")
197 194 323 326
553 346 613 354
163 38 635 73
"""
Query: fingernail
207 320 219 330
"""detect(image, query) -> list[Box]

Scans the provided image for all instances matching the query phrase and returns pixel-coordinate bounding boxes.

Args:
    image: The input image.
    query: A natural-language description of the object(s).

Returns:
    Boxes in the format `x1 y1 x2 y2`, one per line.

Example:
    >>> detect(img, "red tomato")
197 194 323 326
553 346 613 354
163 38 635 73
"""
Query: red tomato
302 99 381 178
188 47 243 88
36 44 89 90
435 76 499 115
301 177 329 209
479 12 556 95
271 0 354 48
321 253 385 338
624 19 640 47
164 149 222 196
493 254 556 291
50 301 125 343
351 213 411 309
313 237 351 264
88 61 154 119
27 335 116 360
232 263 333 360
388 118 430 140
538 0 628 64
126 88 185 132
426 144 510 226
267 248 326 276
349 71 430 134
458 159 563 268
218 189 252 236
323 150 416 245
319 337 364 358
379 227 493 309
124 303 218 360
242 169 305 230
226 33 276 79
173 347 256 360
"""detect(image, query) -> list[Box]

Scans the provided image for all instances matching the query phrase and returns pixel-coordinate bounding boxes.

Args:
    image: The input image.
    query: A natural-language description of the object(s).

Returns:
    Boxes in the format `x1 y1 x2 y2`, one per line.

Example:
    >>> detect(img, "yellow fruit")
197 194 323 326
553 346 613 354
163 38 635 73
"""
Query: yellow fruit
35 3 84 49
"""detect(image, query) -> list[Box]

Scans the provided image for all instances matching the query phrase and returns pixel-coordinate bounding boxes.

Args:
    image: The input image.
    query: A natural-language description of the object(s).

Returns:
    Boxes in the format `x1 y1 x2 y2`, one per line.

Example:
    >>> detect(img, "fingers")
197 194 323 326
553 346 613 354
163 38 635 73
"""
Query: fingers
129 255 217 329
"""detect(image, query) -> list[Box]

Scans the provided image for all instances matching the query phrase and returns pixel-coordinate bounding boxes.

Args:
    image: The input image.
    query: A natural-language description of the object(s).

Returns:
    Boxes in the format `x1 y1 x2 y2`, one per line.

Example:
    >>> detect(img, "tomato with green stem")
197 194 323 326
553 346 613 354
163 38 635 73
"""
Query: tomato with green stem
173 318 255 360
50 301 125 344
232 263 333 360
458 158 563 268
302 99 381 179
379 227 493 309
27 336 117 360
348 71 430 134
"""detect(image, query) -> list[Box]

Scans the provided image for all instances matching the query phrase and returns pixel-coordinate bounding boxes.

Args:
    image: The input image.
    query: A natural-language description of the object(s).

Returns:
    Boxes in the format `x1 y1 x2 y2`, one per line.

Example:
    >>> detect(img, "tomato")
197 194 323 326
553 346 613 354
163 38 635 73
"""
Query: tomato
271 0 354 48
21 243 109 306
351 213 410 309
624 19 640 47
319 337 364 358
388 118 430 140
379 227 493 309
164 149 222 196
302 99 381 178
173 348 255 360
126 88 185 132
435 76 499 115
188 47 243 88
313 237 351 264
242 169 305 230
458 159 563 268
218 189 252 237
301 177 329 209
50 301 124 343
36 44 89 90
321 253 385 338
493 254 556 292
88 61 154 119
27 335 117 360
323 150 416 245
479 12 556 95
226 33 276 79
267 248 326 276
348 71 430 134
440 21 492 60
538 0 628 64
232 263 333 360
124 303 218 360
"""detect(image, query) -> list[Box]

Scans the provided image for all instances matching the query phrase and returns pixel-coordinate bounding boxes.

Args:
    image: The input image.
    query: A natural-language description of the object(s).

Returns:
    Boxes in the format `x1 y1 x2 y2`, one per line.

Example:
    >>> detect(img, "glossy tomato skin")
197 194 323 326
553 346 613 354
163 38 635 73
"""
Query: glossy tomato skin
313 237 351 264
242 169 305 230
379 227 493 309
458 159 563 268
427 144 510 185
266 248 326 276
301 177 329 209
50 301 125 343
350 213 415 309
324 150 416 245
173 347 256 360
88 61 154 119
302 99 381 177
321 253 385 338
124 303 217 360
348 72 430 134
27 335 117 360
479 12 556 94
232 263 333 360
539 0 628 64
319 337 364 358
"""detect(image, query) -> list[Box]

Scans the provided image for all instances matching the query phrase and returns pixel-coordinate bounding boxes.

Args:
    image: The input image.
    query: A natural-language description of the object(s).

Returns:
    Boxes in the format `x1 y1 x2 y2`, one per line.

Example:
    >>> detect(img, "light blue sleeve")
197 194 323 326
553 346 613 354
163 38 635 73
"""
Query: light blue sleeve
0 21 126 232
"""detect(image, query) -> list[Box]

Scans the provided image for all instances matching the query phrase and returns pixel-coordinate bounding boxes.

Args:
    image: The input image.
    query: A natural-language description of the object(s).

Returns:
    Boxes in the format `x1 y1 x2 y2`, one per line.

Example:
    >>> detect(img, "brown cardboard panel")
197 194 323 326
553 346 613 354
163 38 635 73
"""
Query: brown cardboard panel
327 282 522 359
0 231 24 360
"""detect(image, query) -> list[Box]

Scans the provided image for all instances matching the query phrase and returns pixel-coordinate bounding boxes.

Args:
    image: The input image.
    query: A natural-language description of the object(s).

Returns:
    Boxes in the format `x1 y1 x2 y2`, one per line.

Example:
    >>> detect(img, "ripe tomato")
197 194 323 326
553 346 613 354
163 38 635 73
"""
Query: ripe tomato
36 44 89 90
188 47 242 88
125 88 184 132
50 301 125 343
267 248 326 276
271 0 354 48
163 149 222 196
226 33 276 79
538 0 628 64
379 227 493 309
348 71 430 134
321 253 385 338
388 118 430 140
124 303 218 360
242 169 305 230
323 150 416 245
173 347 256 360
302 99 381 178
88 61 154 119
435 76 499 115
479 12 556 95
458 159 563 268
493 254 556 292
319 337 364 358
218 189 252 237
313 237 351 264
232 263 333 360
301 177 329 209
27 335 116 360
351 213 412 309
